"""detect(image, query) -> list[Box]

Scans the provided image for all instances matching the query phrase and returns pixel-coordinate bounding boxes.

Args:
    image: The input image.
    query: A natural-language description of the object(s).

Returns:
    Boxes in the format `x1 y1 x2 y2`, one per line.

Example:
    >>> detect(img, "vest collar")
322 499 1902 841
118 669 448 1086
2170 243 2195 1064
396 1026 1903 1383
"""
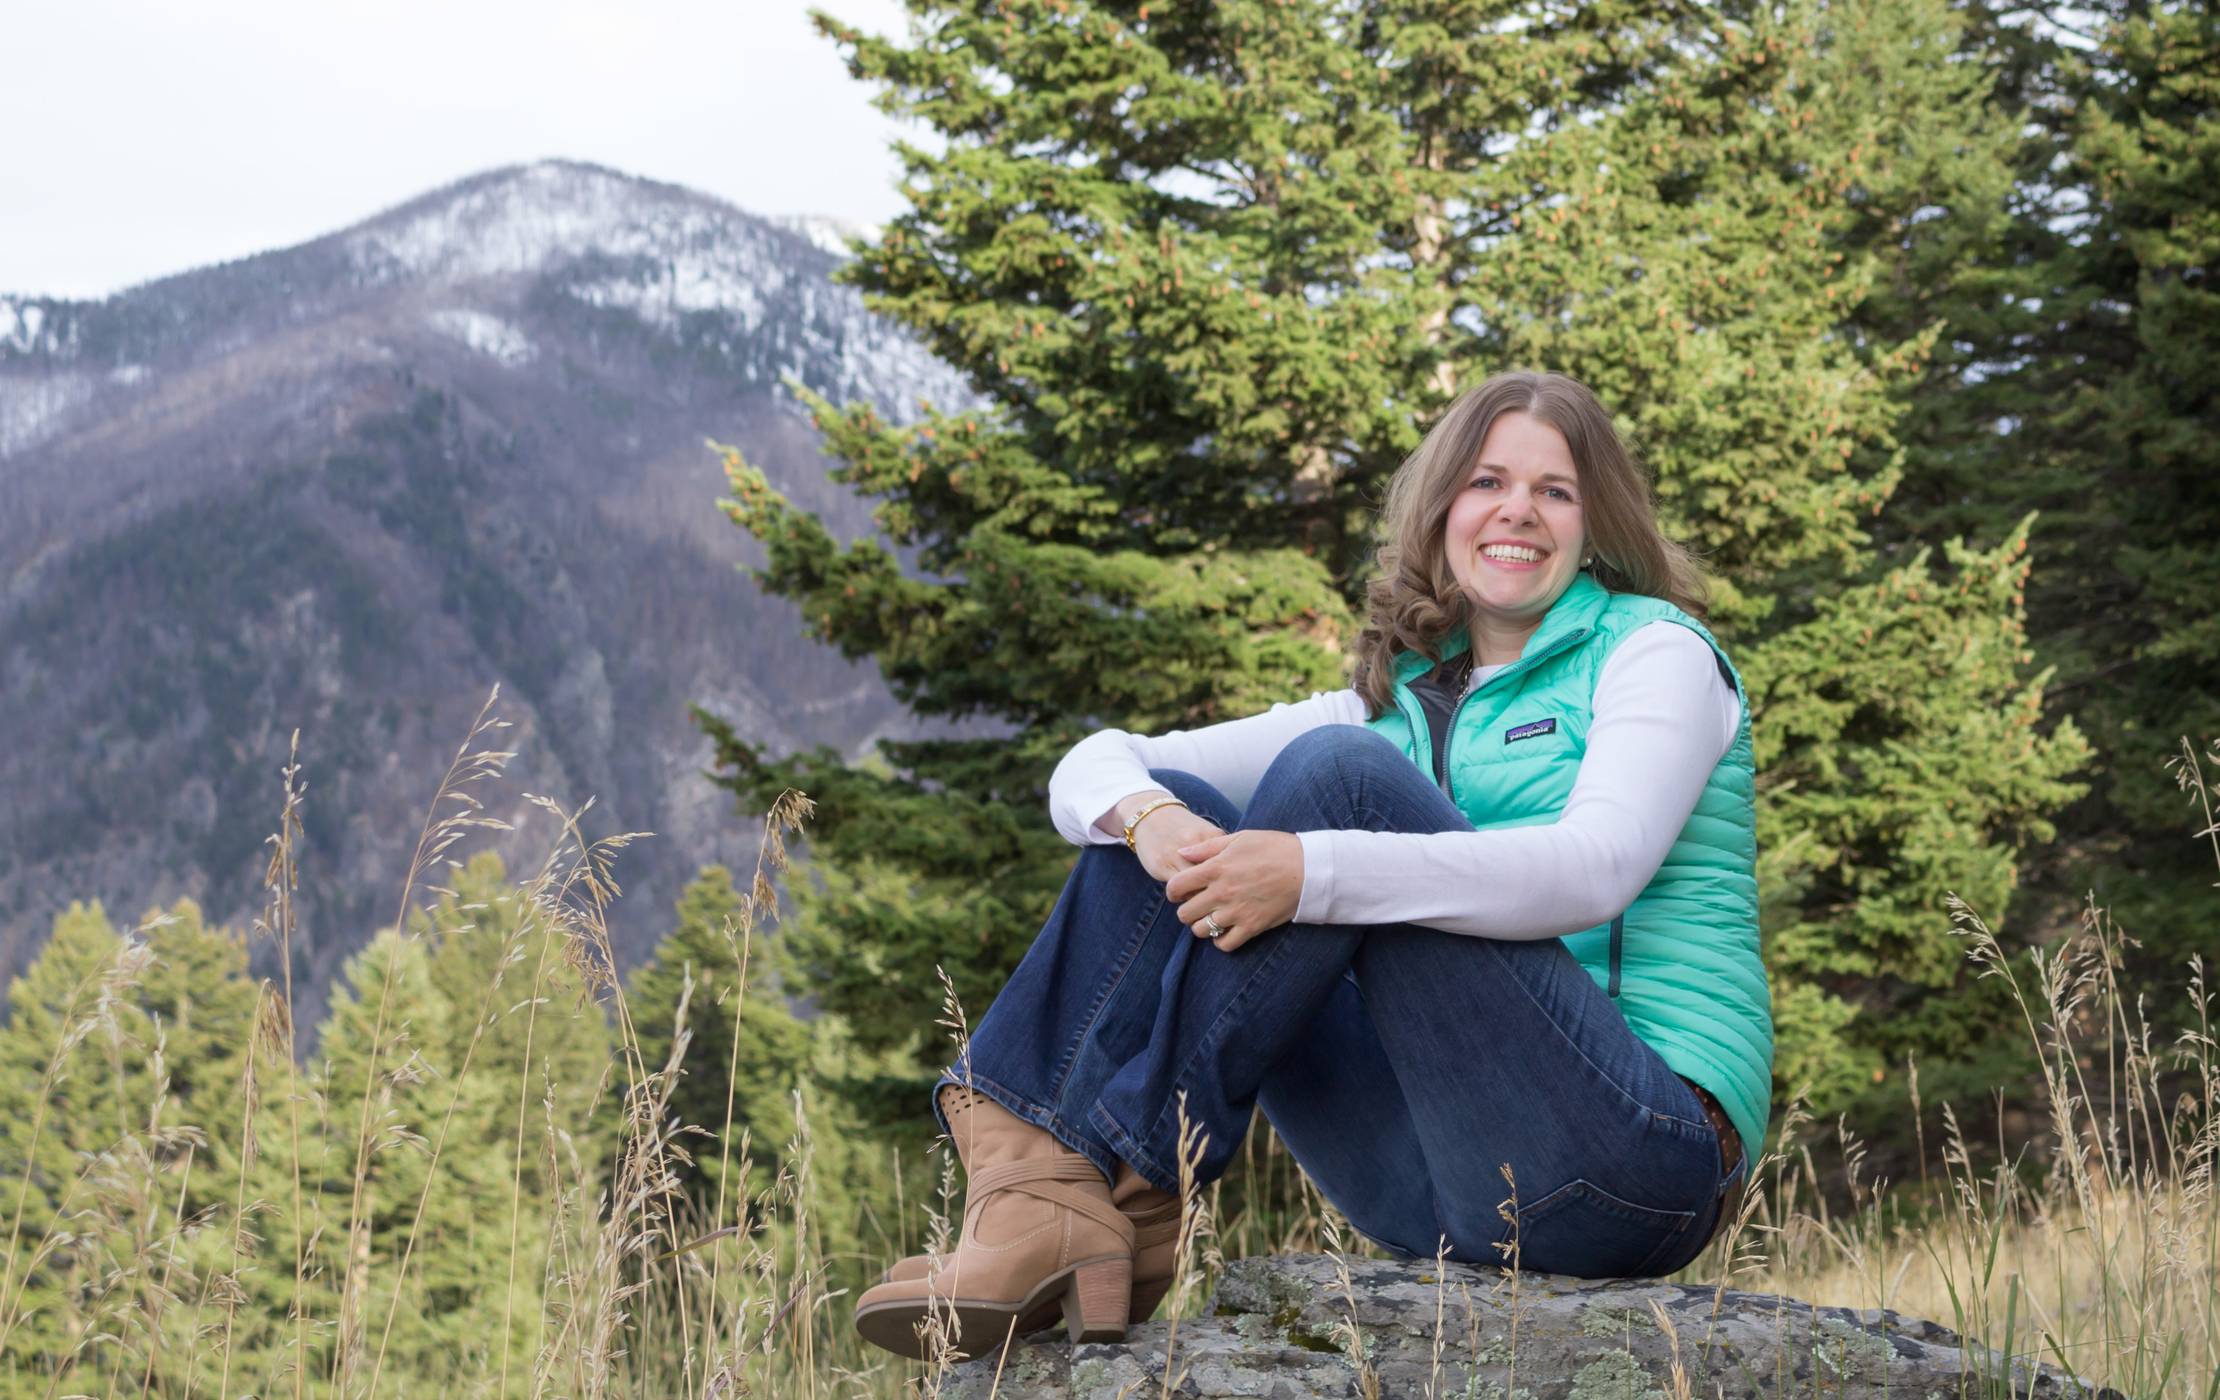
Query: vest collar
1391 572 1614 684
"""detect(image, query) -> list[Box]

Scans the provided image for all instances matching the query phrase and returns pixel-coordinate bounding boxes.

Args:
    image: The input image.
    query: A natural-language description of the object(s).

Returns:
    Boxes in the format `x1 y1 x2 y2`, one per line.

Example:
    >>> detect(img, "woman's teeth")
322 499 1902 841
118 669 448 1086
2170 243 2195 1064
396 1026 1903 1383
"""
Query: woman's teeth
1481 545 1544 563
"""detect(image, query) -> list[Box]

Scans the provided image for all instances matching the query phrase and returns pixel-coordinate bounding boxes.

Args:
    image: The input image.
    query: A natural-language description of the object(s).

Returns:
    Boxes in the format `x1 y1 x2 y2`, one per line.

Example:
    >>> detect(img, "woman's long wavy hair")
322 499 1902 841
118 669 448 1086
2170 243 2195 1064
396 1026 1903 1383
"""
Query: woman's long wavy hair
1349 371 1709 719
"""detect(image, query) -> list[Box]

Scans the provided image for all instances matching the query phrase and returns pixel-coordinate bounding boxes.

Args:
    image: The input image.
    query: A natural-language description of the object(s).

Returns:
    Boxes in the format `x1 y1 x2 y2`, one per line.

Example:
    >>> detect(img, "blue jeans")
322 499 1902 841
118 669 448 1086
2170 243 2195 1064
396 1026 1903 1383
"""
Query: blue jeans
936 725 1745 1278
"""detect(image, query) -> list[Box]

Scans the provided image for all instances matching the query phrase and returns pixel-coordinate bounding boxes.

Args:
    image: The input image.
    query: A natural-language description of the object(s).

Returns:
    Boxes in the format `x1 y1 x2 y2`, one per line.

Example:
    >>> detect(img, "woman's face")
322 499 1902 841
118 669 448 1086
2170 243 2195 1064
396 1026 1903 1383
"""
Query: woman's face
1443 411 1588 644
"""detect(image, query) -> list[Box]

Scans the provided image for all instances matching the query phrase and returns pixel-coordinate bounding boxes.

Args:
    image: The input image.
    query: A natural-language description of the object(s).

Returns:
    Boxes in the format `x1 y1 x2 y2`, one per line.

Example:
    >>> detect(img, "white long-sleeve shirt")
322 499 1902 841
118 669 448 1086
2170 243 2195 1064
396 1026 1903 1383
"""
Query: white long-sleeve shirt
1047 621 1743 940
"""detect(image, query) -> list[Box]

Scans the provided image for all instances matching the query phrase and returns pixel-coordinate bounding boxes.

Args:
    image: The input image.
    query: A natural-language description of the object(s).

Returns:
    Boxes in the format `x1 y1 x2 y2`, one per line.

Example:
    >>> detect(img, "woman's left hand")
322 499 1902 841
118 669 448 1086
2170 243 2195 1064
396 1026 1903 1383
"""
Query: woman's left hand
1164 831 1304 952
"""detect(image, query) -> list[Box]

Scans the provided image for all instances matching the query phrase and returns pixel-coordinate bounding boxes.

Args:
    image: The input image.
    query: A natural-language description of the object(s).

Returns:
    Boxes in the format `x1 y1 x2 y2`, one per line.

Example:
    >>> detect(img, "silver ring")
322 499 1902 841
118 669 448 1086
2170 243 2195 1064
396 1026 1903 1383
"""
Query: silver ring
1201 913 1227 940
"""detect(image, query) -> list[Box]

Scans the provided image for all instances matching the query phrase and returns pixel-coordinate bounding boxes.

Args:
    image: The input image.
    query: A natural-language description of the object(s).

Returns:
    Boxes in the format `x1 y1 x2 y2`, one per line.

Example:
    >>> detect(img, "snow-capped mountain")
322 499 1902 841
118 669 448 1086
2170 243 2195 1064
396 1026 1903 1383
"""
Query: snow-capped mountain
0 160 977 1032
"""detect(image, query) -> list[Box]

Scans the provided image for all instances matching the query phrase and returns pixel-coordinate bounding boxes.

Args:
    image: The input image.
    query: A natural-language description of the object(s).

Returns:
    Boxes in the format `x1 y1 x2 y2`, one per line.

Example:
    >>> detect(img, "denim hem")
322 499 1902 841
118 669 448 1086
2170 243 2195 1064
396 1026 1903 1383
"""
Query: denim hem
1086 1102 1182 1197
929 1070 1119 1188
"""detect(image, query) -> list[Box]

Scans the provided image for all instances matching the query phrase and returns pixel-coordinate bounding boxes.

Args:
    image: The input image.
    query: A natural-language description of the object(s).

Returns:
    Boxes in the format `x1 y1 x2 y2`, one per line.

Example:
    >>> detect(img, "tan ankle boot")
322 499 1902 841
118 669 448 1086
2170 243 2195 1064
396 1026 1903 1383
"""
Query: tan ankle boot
854 1087 1135 1360
874 1159 1185 1329
1112 1162 1183 1323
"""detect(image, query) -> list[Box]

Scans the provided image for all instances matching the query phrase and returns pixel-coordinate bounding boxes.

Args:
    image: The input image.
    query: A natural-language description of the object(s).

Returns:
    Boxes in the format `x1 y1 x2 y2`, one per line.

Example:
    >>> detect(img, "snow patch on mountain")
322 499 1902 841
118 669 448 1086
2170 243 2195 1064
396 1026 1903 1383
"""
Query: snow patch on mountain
567 251 771 334
0 373 94 457
0 300 41 350
427 309 535 366
0 299 76 359
347 162 805 295
811 319 976 426
766 215 882 259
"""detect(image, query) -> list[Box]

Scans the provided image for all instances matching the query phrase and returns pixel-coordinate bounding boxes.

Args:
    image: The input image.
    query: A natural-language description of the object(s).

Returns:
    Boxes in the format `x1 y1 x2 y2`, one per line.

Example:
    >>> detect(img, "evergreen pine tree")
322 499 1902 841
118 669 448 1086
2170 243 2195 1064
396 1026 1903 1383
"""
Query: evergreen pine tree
415 852 615 1169
626 864 907 1284
244 855 623 1394
0 901 139 1371
626 866 812 1207
275 929 442 1388
2079 0 2220 835
116 899 261 1396
1879 0 2216 982
408 852 615 1383
700 0 2088 1136
222 924 532 1392
2032 0 2218 963
1471 0 2093 1113
0 899 260 1388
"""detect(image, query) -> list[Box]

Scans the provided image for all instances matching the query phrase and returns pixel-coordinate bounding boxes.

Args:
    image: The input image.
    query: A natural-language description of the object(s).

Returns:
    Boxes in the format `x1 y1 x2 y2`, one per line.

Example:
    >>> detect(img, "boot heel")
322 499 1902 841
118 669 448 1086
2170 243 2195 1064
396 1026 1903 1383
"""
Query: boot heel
1063 1255 1132 1342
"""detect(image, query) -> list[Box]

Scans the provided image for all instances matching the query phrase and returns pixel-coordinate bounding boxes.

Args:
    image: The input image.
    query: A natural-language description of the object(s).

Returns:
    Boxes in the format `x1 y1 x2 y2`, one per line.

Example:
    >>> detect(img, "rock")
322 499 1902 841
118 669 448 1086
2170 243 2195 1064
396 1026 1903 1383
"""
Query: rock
944 1252 2117 1398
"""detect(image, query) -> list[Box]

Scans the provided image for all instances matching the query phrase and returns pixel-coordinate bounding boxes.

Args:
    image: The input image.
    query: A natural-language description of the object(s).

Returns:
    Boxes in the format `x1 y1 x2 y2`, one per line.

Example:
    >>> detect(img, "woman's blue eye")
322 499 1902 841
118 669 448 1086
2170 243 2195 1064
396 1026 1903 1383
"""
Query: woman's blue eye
1468 476 1576 502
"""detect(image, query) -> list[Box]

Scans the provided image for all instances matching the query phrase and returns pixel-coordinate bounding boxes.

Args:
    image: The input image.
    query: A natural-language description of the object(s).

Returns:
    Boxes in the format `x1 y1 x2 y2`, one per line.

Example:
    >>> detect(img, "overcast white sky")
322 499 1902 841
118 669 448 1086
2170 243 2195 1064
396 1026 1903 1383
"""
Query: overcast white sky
1 0 920 300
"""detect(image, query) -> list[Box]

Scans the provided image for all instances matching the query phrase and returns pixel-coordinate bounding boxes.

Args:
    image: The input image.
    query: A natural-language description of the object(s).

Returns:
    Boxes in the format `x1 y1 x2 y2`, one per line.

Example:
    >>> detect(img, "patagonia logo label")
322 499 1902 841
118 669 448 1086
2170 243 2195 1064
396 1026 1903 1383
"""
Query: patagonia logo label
1503 718 1557 745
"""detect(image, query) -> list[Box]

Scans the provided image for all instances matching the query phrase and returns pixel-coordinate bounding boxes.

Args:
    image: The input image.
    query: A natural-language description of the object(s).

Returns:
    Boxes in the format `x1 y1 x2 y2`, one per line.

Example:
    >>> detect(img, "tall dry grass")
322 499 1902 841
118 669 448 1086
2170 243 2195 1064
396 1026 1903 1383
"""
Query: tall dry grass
1678 736 2218 1399
0 704 2211 1398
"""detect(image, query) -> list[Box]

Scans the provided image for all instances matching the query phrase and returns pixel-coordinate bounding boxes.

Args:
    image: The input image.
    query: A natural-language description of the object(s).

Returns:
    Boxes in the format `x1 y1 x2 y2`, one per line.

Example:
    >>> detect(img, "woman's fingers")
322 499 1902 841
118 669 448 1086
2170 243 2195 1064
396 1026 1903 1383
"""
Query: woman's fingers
1211 922 1261 952
1166 834 1246 901
1176 833 1235 863
1137 817 1225 882
1175 885 1245 927
1164 860 1207 903
1176 890 1255 948
1167 832 1302 951
1198 910 1262 952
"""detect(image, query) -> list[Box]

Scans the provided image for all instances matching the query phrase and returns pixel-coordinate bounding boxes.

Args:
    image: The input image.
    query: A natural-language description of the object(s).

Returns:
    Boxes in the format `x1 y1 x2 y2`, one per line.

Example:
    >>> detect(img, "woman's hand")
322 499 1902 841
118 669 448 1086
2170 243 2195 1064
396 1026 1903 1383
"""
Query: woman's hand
1129 805 1227 883
1164 832 1303 952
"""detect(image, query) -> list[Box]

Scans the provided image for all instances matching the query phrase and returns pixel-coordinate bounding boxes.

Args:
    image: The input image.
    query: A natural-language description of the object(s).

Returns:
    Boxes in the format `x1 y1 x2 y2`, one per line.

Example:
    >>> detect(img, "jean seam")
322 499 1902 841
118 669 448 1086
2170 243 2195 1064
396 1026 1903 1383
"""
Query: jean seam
1652 1108 1714 1135
1088 1102 1177 1195
1044 852 1161 1109
1116 926 1309 1184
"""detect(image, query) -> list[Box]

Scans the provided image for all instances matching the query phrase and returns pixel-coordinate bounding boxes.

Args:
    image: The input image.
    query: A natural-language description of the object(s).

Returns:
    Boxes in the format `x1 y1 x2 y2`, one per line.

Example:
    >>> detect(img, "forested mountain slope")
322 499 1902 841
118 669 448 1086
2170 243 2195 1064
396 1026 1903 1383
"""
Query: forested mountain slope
0 159 975 1031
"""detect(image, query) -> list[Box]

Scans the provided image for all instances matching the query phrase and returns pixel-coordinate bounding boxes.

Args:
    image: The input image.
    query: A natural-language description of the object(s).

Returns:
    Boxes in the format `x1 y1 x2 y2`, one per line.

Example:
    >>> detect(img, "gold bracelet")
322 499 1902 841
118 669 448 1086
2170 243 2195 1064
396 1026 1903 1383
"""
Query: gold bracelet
1121 796 1189 851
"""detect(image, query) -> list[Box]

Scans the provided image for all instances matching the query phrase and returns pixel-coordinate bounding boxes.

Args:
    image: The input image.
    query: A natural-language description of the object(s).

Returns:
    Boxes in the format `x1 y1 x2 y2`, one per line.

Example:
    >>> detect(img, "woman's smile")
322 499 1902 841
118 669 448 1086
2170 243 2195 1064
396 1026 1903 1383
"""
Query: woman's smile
1478 542 1548 569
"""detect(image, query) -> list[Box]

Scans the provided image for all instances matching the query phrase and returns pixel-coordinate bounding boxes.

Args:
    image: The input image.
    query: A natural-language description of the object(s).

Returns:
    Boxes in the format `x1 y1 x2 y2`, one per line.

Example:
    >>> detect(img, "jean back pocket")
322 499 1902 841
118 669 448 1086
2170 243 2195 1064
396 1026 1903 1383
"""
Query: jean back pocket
1512 1177 1698 1279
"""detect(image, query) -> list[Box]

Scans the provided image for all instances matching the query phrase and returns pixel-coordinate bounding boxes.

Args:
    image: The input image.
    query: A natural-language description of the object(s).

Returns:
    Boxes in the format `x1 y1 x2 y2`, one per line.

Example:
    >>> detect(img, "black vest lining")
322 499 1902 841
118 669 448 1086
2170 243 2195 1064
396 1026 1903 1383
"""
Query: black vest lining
1410 654 1471 794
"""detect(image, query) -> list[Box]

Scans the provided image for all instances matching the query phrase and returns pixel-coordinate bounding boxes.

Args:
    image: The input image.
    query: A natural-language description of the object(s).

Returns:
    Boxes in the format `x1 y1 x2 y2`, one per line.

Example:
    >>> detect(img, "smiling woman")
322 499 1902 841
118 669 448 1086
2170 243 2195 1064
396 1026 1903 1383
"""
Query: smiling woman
1360 371 1713 694
853 371 1768 1365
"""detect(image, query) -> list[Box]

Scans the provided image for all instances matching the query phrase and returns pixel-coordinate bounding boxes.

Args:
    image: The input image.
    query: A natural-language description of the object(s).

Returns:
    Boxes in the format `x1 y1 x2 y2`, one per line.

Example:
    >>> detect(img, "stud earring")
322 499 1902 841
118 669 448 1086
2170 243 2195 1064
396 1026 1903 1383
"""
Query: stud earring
1582 554 1595 568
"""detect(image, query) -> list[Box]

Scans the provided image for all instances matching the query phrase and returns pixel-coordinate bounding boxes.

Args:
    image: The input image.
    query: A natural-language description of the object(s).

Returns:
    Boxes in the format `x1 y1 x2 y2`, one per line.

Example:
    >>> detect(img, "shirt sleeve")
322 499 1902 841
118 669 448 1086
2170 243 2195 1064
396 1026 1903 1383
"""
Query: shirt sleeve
1048 689 1370 847
1294 621 1742 938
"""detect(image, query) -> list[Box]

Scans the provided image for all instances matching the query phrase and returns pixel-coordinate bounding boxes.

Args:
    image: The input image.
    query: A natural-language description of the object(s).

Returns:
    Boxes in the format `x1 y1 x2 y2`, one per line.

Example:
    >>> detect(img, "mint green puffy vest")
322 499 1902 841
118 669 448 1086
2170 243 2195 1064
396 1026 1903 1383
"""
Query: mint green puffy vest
1363 571 1772 1154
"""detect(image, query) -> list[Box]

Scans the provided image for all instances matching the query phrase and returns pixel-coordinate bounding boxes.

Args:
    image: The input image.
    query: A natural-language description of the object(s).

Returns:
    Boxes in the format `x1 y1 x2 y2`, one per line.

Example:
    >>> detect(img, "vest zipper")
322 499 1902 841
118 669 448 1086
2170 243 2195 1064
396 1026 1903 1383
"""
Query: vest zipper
1404 627 1618 992
1391 681 1440 793
1607 914 1624 998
